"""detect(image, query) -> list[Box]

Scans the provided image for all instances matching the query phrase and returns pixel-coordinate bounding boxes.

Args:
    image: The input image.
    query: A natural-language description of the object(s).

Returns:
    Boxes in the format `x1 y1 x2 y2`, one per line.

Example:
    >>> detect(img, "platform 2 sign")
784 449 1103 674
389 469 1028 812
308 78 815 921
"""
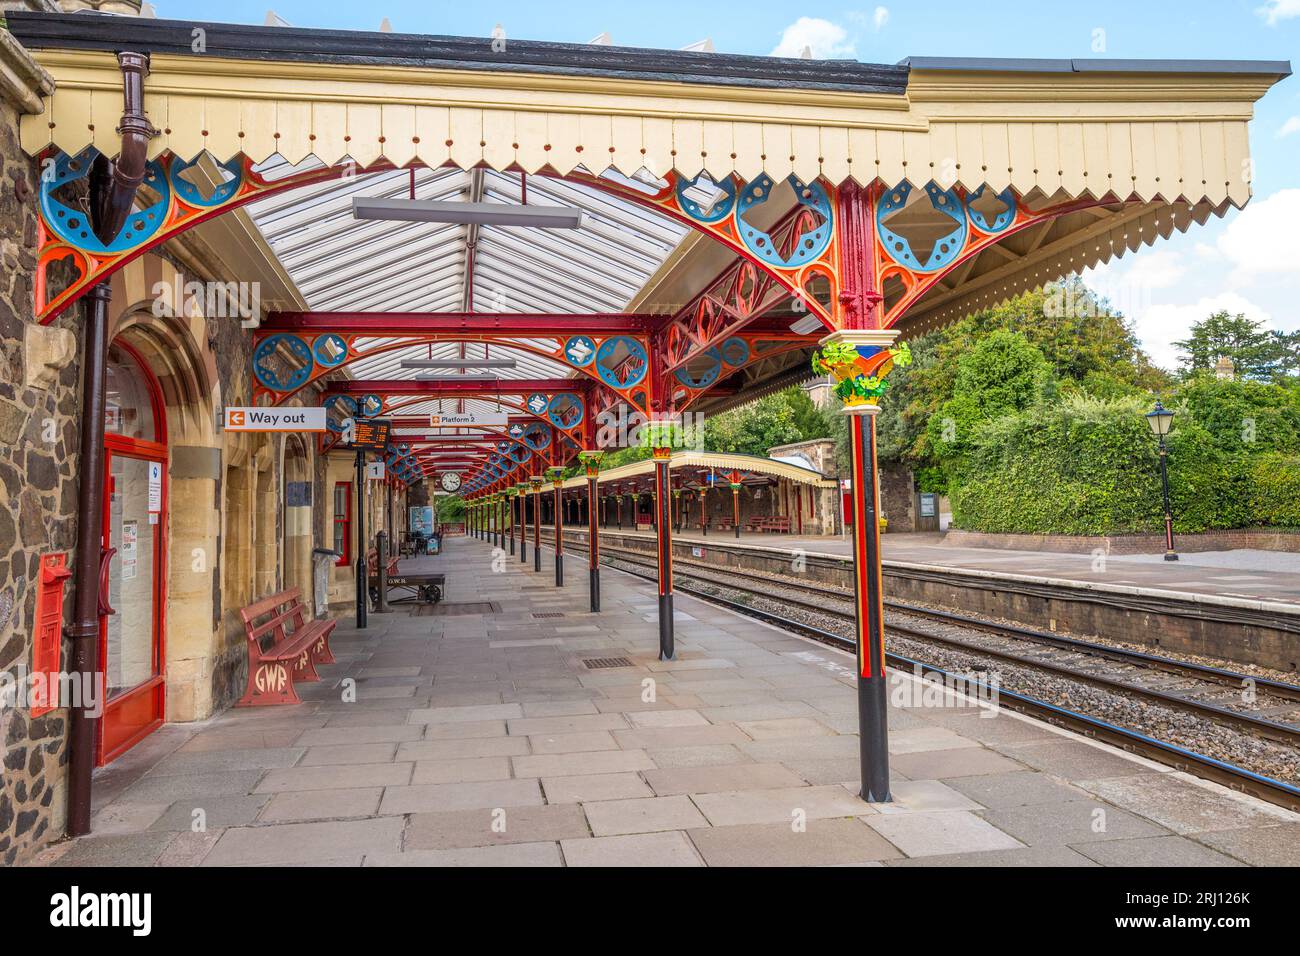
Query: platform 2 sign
224 407 328 432
340 419 392 451
429 411 508 428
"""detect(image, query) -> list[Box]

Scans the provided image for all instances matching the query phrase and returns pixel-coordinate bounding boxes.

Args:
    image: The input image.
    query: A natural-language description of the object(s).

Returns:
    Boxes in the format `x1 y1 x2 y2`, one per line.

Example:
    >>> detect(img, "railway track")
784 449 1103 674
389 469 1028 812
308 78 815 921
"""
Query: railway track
545 535 1300 810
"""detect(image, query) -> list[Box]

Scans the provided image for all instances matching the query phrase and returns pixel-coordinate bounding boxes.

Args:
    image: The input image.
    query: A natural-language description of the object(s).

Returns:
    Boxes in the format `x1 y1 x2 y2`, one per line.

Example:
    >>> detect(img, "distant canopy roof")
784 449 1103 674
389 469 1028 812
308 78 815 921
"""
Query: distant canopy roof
11 11 1289 209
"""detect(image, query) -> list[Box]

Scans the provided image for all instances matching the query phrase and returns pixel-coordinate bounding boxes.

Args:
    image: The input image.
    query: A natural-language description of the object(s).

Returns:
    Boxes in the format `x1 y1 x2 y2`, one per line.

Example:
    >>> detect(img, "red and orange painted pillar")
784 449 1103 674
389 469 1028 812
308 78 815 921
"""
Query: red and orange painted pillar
579 450 604 611
820 179 909 803
529 476 543 572
547 466 565 586
650 427 675 660
517 481 530 563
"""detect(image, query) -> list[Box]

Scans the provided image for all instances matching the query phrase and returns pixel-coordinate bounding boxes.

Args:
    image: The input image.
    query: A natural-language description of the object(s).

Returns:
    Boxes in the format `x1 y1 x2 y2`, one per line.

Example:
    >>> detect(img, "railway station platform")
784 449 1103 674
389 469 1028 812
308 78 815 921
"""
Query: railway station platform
579 528 1300 608
29 536 1300 868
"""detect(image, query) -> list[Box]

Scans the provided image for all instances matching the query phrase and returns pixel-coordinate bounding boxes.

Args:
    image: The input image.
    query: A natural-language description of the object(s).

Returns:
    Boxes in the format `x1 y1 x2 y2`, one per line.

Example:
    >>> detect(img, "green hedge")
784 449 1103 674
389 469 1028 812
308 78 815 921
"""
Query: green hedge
949 397 1253 535
1249 454 1300 528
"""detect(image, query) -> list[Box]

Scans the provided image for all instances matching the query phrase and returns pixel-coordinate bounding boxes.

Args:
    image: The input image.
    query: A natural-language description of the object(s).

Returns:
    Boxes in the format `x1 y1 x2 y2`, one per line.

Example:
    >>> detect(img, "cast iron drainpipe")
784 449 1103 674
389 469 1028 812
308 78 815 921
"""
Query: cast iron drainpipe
89 52 156 245
67 51 156 838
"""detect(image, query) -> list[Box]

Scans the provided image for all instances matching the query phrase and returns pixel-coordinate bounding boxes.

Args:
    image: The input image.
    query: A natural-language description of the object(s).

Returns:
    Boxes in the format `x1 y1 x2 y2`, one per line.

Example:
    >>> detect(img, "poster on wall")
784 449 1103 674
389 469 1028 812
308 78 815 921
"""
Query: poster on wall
121 521 138 580
409 506 434 536
147 461 163 524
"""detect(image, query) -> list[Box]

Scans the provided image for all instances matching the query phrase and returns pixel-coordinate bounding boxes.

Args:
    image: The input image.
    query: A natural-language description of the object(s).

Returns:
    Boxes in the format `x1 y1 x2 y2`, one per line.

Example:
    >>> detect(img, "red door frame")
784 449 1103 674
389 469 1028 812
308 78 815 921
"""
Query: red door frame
97 340 168 766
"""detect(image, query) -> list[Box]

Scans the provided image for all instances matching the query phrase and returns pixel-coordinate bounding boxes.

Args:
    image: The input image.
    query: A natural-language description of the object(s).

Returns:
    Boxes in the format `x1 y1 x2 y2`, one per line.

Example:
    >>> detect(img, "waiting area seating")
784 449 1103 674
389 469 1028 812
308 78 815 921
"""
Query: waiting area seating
237 588 336 706
745 516 791 533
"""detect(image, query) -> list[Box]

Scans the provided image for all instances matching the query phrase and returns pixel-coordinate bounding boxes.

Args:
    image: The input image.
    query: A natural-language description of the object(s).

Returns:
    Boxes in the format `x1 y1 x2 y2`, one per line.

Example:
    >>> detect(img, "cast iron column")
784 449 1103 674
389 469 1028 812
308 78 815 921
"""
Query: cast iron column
834 179 894 803
355 450 368 628
651 445 674 660
580 452 603 612
548 468 564 587
531 477 543 572
66 282 112 837
732 482 742 538
849 412 890 801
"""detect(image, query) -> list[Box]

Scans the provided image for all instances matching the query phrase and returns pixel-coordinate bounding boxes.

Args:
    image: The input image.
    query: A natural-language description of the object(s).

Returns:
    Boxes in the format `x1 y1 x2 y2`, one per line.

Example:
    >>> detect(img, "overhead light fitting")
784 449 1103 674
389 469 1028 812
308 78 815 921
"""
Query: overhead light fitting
400 359 518 370
789 315 824 335
353 197 584 229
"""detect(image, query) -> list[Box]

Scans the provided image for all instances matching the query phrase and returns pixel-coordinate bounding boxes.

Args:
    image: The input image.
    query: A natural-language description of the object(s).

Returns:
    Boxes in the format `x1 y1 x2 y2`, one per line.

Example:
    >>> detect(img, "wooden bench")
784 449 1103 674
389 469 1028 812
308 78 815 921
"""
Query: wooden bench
746 516 792 533
237 588 336 706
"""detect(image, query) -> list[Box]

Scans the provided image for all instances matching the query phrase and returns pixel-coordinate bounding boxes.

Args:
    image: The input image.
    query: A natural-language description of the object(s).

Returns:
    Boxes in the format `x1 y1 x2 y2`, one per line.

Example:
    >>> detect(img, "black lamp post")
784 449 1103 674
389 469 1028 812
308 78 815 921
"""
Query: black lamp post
1145 401 1178 561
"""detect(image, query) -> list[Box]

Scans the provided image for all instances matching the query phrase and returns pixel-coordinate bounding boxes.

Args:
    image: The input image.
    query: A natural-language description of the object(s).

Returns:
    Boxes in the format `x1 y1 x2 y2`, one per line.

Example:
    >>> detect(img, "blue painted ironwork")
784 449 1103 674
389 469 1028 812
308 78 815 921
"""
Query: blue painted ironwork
674 174 737 224
253 333 313 392
876 181 967 273
736 175 833 268
595 336 648 389
40 147 171 254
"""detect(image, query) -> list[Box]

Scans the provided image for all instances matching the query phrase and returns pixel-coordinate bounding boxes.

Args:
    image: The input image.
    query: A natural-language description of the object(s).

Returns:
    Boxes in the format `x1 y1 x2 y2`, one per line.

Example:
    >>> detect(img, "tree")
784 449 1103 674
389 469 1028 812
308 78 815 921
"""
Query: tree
1174 311 1291 381
703 389 808 456
928 330 1055 473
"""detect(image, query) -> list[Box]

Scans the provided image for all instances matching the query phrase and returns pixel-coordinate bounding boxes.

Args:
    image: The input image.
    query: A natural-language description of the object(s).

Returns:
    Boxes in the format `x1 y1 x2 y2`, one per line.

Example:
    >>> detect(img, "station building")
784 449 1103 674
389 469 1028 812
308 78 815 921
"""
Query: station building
0 1 1287 863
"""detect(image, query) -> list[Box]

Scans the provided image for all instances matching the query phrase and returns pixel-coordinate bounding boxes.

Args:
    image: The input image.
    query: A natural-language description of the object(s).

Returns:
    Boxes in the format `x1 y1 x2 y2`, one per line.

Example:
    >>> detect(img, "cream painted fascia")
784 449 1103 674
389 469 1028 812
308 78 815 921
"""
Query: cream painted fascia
28 49 918 120
18 47 1286 224
906 69 1283 114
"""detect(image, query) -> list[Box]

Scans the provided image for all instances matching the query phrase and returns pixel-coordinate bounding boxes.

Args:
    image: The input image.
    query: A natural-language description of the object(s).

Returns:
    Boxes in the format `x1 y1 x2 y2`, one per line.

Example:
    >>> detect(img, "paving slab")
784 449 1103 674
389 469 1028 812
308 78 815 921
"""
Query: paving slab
979 800 1171 846
257 787 384 823
688 818 901 866
865 811 1025 857
405 804 590 849
364 843 564 867
377 779 545 815
1071 835 1247 867
202 818 405 866
691 785 870 827
642 762 808 796
512 749 656 778
255 763 413 793
541 773 655 803
561 831 705 867
582 795 710 836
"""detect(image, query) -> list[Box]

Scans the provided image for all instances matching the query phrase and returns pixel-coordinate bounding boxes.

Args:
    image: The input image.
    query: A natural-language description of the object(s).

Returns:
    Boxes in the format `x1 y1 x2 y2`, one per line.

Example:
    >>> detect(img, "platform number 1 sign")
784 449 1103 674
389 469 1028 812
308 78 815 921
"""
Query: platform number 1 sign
147 461 163 524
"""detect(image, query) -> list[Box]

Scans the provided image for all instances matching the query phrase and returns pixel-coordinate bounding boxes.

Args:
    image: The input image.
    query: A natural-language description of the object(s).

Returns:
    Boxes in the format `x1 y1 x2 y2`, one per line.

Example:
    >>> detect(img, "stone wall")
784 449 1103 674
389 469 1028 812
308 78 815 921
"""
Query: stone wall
0 32 69 865
879 462 917 533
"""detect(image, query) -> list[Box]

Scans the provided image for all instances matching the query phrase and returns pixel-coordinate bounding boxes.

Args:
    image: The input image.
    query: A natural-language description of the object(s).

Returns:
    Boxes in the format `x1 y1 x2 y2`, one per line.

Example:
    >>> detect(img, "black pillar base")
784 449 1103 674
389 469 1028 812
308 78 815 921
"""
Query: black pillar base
555 553 564 587
658 593 674 660
589 566 600 613
857 673 891 802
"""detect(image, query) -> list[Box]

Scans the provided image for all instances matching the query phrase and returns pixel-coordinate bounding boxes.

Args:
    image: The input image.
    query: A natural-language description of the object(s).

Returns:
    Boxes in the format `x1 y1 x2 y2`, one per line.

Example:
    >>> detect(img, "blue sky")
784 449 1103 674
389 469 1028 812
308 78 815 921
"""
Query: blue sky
152 0 1300 369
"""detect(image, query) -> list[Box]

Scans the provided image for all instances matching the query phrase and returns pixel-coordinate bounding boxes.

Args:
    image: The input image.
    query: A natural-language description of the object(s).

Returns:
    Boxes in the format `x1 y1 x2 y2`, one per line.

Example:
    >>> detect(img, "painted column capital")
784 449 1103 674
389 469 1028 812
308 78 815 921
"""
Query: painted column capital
813 327 910 417
578 449 604 478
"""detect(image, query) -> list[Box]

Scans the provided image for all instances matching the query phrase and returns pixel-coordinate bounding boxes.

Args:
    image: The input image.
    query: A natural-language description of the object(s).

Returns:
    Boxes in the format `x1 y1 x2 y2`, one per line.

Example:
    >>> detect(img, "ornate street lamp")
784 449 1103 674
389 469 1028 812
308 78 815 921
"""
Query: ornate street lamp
1145 401 1178 561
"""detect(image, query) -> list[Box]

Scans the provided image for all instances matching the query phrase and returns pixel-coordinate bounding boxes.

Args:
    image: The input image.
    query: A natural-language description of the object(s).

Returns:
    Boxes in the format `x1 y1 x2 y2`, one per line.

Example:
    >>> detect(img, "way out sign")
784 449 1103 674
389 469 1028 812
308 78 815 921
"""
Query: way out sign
224 407 328 432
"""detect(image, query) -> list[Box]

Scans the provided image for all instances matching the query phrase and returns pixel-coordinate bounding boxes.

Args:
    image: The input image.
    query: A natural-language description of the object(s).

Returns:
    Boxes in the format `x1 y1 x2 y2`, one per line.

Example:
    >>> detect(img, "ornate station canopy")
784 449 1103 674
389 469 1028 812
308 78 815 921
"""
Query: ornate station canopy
8 10 1290 489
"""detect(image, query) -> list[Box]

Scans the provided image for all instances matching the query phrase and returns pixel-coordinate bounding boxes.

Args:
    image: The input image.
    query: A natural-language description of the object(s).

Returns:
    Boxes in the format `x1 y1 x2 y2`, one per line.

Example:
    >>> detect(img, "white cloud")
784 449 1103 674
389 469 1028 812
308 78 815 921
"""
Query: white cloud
1081 189 1300 370
1279 116 1300 137
873 6 890 31
1137 293 1275 369
1256 0 1300 25
771 17 854 58
1214 188 1300 279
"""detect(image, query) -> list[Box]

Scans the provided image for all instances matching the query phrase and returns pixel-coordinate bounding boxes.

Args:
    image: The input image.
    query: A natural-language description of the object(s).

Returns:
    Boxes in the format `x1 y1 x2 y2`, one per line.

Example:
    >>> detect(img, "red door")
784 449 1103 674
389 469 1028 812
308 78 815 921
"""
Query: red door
98 343 168 765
